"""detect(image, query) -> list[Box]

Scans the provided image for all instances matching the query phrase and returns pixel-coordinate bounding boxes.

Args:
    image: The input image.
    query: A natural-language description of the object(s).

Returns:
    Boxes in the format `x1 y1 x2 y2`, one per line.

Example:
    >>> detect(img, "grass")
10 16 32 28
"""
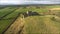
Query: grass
23 15 60 34
0 5 60 34
0 7 17 18
2 8 20 19
0 7 20 34
0 19 13 34
17 6 48 13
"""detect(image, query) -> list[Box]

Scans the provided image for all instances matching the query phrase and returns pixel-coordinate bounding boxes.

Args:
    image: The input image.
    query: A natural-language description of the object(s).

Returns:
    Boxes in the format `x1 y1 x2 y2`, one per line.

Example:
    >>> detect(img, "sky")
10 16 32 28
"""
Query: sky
0 0 60 5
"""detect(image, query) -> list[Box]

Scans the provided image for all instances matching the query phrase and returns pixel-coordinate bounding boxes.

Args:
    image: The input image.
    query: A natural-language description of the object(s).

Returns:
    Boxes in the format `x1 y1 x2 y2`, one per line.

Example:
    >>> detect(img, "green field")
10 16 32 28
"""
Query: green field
0 5 60 34
0 7 20 34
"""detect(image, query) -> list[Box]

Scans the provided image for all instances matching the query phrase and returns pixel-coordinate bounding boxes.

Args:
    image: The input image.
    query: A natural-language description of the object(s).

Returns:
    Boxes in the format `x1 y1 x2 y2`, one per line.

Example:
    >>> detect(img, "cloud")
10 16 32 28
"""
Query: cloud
24 0 60 2
0 0 60 5
0 0 24 5
22 1 60 4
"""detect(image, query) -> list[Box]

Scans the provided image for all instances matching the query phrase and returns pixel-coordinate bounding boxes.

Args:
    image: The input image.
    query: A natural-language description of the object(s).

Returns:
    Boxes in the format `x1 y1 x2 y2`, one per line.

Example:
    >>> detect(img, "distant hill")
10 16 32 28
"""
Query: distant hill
0 4 60 7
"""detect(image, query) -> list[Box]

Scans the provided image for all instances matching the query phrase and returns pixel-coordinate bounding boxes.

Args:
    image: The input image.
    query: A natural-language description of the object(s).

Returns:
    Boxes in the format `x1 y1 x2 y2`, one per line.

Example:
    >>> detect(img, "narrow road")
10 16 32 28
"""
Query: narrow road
4 15 25 34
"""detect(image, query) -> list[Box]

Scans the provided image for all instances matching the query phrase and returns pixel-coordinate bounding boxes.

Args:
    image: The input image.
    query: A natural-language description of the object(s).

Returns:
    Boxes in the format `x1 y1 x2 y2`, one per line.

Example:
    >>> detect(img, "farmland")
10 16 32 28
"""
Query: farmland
23 15 60 34
0 7 20 34
0 5 60 34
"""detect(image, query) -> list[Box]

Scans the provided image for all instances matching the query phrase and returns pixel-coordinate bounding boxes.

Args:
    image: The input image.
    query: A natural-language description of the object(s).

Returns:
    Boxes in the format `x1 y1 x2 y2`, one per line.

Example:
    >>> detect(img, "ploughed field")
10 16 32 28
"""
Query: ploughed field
0 6 60 34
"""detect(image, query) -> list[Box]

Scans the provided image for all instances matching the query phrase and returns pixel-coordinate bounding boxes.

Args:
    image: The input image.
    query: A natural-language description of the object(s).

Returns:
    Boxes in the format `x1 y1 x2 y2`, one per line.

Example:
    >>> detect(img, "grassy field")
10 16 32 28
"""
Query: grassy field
0 5 60 34
0 7 20 34
23 15 60 34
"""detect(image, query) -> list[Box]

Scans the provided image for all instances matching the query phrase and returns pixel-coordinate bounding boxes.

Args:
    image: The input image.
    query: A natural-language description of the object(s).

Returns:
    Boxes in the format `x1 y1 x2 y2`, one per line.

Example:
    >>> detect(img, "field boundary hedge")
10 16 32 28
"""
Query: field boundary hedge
2 13 20 34
0 8 18 20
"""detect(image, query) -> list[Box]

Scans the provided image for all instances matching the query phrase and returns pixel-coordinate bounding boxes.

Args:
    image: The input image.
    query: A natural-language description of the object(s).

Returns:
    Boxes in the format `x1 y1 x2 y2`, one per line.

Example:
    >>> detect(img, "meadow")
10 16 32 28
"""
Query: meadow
0 5 60 34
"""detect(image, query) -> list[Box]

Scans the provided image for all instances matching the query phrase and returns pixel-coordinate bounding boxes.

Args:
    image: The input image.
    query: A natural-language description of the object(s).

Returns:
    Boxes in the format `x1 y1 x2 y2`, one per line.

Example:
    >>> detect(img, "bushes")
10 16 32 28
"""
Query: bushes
51 16 60 22
51 17 56 21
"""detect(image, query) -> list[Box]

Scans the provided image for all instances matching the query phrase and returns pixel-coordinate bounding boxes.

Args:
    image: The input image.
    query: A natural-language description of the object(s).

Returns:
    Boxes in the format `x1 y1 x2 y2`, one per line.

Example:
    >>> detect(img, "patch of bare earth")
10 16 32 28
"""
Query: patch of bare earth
4 15 25 34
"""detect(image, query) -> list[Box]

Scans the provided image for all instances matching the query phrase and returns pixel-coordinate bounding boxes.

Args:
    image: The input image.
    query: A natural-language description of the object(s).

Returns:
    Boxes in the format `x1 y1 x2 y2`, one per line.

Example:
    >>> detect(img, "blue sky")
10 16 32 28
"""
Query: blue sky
0 0 60 5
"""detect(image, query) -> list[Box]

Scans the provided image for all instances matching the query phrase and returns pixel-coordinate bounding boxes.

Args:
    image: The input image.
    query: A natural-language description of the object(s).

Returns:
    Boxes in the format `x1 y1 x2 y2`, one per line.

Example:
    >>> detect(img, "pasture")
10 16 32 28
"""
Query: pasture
0 5 60 34
23 15 60 34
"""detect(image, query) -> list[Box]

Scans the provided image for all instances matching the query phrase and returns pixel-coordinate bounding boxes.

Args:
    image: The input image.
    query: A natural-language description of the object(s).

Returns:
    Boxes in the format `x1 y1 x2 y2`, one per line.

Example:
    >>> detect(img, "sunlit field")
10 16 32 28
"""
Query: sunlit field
0 5 60 34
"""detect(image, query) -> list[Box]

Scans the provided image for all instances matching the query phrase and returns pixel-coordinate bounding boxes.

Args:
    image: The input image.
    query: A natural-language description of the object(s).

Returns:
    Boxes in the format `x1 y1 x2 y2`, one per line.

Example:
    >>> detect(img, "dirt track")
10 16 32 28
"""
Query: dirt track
4 15 25 34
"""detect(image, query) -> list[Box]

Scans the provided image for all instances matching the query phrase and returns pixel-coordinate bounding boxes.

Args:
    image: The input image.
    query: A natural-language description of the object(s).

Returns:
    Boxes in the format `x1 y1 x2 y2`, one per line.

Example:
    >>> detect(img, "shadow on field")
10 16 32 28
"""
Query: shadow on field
17 25 24 34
